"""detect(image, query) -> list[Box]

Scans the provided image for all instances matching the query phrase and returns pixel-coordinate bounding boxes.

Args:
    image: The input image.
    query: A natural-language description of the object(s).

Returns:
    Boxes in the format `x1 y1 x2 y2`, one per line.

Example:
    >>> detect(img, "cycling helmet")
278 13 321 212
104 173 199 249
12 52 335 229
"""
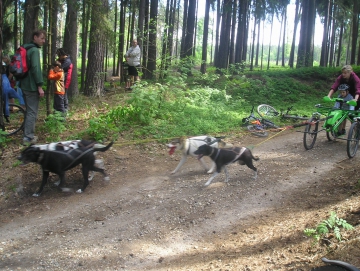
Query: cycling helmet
338 84 350 91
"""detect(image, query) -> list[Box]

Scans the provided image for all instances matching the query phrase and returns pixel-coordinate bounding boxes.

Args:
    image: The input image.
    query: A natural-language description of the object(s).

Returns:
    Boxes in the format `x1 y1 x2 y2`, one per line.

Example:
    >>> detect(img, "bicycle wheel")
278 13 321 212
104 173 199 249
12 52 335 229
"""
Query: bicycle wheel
247 125 268 137
347 121 360 158
3 104 25 136
257 104 279 118
303 117 319 150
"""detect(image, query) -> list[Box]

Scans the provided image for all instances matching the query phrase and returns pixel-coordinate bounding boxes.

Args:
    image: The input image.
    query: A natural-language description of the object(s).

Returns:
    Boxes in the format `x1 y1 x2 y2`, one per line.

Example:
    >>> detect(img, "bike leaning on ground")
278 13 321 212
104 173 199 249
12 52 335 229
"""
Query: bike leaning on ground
242 105 279 137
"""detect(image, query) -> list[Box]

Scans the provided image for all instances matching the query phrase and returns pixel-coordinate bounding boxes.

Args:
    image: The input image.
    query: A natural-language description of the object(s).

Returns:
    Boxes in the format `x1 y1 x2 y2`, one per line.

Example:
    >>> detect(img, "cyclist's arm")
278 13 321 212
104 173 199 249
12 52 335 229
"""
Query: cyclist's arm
328 89 335 98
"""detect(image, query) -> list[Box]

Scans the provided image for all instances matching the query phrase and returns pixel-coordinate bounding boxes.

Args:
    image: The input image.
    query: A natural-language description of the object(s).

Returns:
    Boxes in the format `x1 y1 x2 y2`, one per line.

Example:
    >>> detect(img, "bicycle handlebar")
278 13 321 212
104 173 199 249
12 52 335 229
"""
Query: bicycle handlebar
323 96 357 106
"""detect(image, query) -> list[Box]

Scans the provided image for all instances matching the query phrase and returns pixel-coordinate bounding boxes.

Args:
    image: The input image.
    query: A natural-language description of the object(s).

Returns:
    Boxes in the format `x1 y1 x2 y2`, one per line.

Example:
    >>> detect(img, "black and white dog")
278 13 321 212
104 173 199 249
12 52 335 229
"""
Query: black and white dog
18 139 113 197
194 144 259 186
167 136 233 174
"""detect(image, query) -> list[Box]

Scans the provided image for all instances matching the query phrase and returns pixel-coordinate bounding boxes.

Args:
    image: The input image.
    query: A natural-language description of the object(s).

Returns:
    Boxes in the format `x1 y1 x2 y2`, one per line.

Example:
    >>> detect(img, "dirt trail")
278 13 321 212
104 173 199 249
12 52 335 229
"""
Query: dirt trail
1 129 360 270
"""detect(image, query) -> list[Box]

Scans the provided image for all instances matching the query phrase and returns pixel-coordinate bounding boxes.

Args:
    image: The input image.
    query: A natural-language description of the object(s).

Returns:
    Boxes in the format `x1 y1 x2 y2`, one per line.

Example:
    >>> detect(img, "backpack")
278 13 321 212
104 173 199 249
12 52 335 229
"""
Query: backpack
9 44 36 80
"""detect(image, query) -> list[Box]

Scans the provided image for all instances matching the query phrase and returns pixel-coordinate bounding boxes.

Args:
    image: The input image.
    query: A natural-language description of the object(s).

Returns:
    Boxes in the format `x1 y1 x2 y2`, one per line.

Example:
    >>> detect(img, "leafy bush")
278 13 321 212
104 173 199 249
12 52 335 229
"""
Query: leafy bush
304 211 354 244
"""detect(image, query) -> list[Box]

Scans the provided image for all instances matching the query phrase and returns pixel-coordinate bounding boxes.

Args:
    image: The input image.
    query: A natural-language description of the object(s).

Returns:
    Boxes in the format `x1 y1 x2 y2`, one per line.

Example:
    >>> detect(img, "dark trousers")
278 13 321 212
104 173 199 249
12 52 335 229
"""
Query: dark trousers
54 94 65 113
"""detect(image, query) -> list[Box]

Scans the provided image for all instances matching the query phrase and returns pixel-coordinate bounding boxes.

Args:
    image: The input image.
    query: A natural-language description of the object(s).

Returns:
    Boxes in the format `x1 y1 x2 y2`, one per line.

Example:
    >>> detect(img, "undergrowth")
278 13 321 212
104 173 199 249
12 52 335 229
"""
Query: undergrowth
14 65 359 143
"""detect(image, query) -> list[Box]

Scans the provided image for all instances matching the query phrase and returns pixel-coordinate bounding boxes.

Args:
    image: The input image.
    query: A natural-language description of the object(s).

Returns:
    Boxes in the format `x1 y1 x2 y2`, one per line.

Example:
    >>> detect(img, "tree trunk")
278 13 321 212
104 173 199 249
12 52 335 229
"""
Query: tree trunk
23 0 41 43
250 14 256 71
217 0 232 70
63 0 79 98
229 0 237 65
276 11 284 66
81 0 91 92
214 0 221 65
288 0 300 68
319 0 331 67
117 1 125 78
296 0 316 68
147 0 158 79
84 0 109 96
281 8 287 67
200 0 210 74
255 19 261 67
14 0 19 50
336 21 344 67
235 0 249 63
350 0 359 65
180 0 188 58
266 13 274 70
138 0 145 71
183 0 196 58
112 0 118 76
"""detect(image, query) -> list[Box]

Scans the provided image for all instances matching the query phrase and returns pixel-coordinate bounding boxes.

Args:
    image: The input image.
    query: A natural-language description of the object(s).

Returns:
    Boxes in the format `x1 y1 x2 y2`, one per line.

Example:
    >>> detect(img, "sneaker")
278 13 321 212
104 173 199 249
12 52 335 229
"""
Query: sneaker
23 136 38 146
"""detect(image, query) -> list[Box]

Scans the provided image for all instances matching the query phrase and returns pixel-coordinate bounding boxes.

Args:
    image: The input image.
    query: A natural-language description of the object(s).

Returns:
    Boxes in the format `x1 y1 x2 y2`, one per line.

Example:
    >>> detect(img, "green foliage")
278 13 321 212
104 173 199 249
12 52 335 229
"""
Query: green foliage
0 130 11 148
41 111 67 142
304 211 354 244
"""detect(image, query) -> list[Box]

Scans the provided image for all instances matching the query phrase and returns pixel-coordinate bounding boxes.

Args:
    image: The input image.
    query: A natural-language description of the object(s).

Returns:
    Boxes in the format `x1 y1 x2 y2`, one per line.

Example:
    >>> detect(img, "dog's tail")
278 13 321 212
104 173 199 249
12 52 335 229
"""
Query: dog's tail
252 154 260 161
94 141 114 152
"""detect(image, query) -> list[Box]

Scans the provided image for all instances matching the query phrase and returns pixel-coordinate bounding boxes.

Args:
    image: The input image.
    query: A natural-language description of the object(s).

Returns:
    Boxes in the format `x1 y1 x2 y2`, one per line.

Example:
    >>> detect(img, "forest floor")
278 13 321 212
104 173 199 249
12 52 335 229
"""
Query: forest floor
1 120 360 270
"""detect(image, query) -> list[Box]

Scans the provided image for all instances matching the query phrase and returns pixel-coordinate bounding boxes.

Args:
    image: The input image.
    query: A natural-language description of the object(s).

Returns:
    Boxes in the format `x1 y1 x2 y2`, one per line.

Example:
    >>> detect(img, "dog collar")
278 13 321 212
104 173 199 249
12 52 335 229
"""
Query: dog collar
212 148 220 161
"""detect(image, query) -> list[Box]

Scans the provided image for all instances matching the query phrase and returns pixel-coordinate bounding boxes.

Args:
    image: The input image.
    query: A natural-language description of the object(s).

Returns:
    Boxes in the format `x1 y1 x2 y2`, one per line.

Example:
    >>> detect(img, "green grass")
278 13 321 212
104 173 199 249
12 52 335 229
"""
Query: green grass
20 65 359 143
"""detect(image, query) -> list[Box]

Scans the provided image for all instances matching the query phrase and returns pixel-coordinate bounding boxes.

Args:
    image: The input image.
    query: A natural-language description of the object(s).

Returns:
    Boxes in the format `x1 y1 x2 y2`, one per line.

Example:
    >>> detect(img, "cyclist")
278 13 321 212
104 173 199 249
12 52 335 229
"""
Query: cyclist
333 84 354 136
327 65 360 109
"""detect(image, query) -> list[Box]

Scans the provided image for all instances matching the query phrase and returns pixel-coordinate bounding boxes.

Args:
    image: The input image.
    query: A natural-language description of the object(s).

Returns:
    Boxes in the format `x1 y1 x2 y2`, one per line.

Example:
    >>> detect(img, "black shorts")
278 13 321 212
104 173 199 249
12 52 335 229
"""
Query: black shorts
128 65 140 76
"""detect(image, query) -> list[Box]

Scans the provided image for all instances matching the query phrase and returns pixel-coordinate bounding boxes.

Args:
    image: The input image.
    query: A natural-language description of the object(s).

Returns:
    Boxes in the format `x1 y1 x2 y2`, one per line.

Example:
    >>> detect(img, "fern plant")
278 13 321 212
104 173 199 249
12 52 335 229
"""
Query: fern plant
304 211 354 244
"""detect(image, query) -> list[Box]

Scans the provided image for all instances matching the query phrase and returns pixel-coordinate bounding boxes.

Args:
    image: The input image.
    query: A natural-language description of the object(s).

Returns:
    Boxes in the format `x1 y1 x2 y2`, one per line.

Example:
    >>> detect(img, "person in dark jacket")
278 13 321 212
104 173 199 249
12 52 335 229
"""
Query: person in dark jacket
56 48 73 112
19 29 46 145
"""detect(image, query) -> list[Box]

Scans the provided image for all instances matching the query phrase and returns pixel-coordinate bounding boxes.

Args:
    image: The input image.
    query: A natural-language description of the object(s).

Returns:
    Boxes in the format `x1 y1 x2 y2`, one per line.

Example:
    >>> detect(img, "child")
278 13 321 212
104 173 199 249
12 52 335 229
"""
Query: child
334 84 354 136
48 61 65 114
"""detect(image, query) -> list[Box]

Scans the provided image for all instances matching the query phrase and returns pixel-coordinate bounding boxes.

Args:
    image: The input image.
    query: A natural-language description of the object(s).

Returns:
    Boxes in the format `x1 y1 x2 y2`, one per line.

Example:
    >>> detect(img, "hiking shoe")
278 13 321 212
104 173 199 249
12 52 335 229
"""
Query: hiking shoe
336 129 346 137
23 136 38 146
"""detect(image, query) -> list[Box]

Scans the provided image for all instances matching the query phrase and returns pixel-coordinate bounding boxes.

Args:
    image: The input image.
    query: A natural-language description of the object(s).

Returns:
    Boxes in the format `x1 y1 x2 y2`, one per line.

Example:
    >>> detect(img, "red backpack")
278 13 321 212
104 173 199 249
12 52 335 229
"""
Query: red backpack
9 44 36 80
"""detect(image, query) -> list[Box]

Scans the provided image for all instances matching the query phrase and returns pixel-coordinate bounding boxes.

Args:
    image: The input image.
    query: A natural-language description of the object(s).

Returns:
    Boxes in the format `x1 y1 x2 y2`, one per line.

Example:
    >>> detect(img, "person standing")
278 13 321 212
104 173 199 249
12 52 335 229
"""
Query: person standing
56 48 73 112
124 39 141 90
19 29 46 145
48 61 65 114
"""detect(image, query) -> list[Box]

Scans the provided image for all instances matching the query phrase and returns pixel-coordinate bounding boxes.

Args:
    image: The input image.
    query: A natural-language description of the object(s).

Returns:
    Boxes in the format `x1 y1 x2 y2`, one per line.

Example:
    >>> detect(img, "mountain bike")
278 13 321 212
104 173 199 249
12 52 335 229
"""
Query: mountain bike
257 103 308 121
242 105 279 137
303 96 358 151
311 257 360 271
1 103 25 136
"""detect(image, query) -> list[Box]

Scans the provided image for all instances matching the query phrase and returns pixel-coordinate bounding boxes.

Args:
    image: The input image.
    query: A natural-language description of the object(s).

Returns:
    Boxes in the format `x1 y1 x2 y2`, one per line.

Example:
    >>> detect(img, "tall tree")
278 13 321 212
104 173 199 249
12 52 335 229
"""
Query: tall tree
200 0 211 73
296 0 316 68
84 0 110 96
23 0 41 43
63 0 79 98
81 0 91 92
350 0 359 65
288 0 300 68
183 0 196 58
180 0 189 57
216 0 232 69
147 0 158 79
112 0 118 76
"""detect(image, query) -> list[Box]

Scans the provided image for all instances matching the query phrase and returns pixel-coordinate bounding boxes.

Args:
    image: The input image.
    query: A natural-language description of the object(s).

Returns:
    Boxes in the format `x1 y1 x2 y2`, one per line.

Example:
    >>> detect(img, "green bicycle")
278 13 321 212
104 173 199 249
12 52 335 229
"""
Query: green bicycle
303 96 358 152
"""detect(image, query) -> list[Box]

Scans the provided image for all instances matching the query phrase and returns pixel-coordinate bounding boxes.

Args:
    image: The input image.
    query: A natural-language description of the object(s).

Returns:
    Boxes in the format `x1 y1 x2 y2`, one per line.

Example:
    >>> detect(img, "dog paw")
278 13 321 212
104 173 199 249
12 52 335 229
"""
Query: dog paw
54 180 60 186
207 170 213 174
204 181 211 186
170 171 176 175
104 176 110 182
76 189 83 194
32 193 40 197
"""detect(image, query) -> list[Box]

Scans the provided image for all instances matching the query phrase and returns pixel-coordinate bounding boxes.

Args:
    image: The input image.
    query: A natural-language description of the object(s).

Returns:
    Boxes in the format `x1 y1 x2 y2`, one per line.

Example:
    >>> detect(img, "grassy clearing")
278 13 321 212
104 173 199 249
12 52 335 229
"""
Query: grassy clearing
12 65 359 143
